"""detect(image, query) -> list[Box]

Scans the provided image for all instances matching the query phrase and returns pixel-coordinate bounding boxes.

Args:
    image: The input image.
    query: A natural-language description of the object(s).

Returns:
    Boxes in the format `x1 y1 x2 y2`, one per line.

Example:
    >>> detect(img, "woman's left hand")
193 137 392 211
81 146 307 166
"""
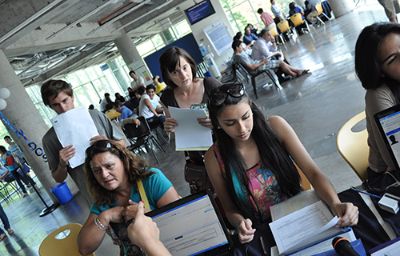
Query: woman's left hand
333 202 359 227
197 117 213 129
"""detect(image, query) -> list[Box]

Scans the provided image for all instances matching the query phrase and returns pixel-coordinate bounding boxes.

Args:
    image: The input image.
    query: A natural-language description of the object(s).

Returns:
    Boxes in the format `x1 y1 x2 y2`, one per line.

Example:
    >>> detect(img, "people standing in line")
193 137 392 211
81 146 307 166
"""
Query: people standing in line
355 22 400 187
41 79 128 206
129 70 145 91
204 83 359 253
77 140 180 256
159 47 221 194
0 202 14 241
0 146 31 197
378 0 399 23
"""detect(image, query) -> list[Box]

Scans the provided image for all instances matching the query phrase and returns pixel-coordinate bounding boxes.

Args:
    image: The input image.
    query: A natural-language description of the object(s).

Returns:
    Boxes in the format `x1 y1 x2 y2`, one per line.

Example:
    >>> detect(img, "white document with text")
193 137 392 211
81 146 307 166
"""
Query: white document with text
52 107 98 168
269 200 341 255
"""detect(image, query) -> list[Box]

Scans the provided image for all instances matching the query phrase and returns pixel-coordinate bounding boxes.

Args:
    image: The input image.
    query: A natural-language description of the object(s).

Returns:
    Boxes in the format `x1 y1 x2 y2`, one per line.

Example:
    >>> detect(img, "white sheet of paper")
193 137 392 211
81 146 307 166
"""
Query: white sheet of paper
169 107 213 151
52 107 99 168
269 200 340 255
371 239 400 256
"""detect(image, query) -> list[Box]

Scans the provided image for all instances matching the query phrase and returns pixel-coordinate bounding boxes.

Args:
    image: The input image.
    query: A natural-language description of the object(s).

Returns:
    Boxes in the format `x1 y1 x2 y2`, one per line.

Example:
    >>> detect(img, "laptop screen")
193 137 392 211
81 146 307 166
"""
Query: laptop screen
375 108 400 169
146 194 229 256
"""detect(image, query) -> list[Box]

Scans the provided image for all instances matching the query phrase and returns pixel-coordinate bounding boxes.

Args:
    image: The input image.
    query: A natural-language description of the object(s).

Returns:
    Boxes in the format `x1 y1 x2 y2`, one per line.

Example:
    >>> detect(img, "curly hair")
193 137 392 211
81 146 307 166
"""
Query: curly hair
84 140 152 205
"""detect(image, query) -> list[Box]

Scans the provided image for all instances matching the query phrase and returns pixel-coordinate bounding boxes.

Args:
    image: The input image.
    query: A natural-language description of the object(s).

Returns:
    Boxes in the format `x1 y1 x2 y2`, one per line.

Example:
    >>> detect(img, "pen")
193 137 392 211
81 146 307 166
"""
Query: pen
351 187 382 199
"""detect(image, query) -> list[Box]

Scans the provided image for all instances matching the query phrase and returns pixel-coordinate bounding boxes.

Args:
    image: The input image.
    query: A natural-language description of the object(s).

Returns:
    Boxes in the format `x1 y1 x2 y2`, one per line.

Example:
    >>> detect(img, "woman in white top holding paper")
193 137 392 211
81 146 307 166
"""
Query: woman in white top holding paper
159 47 221 194
204 83 359 254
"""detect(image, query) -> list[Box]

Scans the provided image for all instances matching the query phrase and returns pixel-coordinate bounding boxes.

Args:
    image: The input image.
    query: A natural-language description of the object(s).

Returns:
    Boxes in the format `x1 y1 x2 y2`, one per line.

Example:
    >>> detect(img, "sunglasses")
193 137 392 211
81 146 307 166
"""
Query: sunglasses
210 83 245 106
86 140 114 159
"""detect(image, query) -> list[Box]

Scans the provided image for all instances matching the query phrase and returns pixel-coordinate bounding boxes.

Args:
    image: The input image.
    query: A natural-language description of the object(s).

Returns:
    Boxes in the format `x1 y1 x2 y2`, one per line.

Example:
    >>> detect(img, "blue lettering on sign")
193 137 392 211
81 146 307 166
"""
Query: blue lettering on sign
0 112 47 162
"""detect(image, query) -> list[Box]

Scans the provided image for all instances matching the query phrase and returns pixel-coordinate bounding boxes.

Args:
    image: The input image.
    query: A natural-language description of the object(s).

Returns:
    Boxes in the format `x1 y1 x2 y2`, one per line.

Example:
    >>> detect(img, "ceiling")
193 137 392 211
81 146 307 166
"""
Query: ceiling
0 0 194 86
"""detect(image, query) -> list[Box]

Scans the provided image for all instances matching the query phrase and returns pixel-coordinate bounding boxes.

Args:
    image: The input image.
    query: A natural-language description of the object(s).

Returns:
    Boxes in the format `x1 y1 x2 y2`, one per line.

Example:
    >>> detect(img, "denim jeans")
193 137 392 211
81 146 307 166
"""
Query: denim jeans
0 203 10 235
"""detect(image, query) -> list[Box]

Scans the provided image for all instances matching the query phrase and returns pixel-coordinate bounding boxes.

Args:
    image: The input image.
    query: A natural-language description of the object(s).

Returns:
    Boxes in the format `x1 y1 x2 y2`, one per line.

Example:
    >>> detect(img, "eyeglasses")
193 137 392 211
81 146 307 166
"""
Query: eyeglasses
210 83 245 106
86 140 113 159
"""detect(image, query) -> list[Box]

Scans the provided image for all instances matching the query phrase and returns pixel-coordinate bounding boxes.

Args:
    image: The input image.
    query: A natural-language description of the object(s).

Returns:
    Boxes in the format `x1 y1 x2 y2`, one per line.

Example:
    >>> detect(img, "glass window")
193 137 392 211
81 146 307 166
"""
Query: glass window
174 20 191 37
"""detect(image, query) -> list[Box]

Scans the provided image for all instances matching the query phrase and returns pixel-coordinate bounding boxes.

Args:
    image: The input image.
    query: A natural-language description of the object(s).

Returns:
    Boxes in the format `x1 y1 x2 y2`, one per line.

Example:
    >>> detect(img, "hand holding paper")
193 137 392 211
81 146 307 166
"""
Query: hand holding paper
169 107 213 151
52 107 99 168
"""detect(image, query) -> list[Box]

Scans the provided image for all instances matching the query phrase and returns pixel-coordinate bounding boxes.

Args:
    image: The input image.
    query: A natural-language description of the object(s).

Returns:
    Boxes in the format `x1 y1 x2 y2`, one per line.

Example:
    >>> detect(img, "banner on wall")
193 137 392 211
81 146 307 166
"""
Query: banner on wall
203 22 231 56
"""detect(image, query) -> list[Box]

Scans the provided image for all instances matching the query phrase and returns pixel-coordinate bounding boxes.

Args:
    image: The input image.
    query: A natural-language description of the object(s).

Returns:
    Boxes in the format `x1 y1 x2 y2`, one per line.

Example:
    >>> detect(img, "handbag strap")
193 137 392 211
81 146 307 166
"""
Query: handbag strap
136 179 150 210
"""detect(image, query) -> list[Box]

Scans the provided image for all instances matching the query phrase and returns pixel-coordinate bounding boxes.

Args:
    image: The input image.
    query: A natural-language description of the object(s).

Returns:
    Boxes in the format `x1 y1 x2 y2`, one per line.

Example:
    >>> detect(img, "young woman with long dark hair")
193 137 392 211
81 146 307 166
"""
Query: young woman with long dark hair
204 83 358 254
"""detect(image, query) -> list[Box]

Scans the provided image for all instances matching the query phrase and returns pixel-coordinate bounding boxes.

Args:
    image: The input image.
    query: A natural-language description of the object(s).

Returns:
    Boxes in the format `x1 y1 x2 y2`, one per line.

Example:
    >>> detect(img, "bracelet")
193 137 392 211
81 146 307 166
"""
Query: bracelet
94 217 108 231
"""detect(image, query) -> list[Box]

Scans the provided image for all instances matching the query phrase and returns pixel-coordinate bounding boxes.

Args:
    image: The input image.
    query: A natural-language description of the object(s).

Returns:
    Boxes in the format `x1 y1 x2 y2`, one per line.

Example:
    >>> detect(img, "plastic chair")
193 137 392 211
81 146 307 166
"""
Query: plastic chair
290 13 311 34
232 63 282 99
269 26 285 45
39 223 94 256
336 112 369 181
123 116 164 163
316 3 330 22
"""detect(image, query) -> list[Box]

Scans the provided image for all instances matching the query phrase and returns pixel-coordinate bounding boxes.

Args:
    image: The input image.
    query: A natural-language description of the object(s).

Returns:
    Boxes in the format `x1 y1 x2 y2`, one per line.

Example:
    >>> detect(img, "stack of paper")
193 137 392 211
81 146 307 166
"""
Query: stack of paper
169 107 213 151
269 200 345 255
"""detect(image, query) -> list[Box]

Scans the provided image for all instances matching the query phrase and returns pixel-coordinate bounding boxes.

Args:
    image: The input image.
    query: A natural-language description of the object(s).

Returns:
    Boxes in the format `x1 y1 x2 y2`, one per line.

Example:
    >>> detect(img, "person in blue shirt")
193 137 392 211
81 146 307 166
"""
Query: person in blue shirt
243 25 258 46
116 100 137 122
0 146 32 197
77 139 180 256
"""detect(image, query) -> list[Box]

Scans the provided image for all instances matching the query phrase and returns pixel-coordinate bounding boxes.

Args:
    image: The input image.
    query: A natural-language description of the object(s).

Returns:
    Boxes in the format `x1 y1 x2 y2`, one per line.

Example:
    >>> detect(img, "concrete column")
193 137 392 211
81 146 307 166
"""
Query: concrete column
327 0 355 18
114 34 152 84
0 49 75 203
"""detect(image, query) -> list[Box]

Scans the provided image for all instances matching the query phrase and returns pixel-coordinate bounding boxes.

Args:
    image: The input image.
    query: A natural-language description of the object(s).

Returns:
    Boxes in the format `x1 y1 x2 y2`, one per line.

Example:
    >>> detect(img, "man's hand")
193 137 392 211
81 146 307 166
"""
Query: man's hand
59 145 75 167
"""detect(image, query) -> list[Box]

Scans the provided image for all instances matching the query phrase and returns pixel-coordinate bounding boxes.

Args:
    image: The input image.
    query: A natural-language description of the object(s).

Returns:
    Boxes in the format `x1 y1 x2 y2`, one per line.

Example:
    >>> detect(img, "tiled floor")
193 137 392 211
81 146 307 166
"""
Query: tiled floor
0 3 393 255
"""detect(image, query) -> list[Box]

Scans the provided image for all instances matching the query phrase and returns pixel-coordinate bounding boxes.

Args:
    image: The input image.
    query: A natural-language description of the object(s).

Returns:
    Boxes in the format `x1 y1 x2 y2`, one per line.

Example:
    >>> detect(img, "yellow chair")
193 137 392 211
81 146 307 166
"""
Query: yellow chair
336 111 369 181
269 26 285 45
277 20 291 34
290 13 311 34
297 165 312 191
39 223 95 256
316 3 331 21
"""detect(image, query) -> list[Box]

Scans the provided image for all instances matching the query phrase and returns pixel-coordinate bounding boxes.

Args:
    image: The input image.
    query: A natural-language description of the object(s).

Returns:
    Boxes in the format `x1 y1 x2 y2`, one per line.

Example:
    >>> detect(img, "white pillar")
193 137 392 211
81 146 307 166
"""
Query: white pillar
114 34 152 84
0 49 76 203
327 0 355 18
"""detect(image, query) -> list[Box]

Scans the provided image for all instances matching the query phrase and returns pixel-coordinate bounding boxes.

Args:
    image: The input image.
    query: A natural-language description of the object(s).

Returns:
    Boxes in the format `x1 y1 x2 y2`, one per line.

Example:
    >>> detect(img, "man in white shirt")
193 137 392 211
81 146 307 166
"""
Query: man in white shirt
251 29 284 62
129 70 145 91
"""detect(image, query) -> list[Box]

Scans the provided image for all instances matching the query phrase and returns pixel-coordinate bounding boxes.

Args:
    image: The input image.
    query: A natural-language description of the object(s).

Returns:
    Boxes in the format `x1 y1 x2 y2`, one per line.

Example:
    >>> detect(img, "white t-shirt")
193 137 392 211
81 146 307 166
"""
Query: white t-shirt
138 94 160 119
130 76 145 90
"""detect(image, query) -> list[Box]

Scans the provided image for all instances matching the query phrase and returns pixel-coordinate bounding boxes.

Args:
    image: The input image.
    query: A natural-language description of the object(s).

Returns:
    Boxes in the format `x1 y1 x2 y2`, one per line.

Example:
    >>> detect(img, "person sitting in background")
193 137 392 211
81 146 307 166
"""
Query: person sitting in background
77 140 180 256
257 8 276 32
252 29 285 62
127 201 171 256
115 93 126 103
234 32 252 55
115 100 137 122
100 93 113 113
289 2 308 35
232 39 309 83
243 25 258 46
0 146 32 197
138 85 165 129
104 103 121 121
306 0 322 24
204 83 359 253
355 22 400 189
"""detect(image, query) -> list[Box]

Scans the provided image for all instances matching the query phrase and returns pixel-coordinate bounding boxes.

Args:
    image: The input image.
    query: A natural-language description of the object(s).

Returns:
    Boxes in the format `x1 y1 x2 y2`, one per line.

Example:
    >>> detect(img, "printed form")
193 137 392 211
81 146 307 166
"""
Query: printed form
52 107 98 168
269 201 341 255
169 107 213 151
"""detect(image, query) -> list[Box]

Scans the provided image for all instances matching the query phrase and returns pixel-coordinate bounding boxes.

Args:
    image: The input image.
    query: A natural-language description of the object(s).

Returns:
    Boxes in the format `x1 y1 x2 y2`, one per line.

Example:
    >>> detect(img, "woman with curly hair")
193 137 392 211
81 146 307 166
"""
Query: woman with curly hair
77 140 180 256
